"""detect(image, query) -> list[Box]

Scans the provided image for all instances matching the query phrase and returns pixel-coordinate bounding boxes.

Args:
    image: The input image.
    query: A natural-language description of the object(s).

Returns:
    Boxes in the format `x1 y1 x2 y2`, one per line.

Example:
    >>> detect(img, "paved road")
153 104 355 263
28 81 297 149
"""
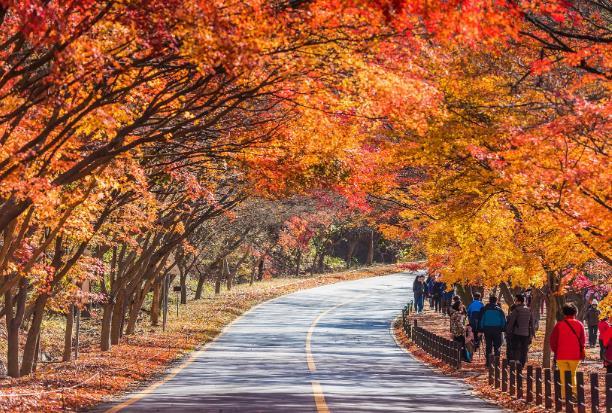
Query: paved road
103 272 501 412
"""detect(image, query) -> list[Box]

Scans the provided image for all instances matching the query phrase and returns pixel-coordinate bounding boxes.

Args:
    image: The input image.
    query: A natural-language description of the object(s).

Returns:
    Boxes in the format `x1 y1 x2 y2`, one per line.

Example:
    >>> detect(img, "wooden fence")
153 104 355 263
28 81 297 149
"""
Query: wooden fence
487 358 612 413
401 302 462 369
401 302 612 412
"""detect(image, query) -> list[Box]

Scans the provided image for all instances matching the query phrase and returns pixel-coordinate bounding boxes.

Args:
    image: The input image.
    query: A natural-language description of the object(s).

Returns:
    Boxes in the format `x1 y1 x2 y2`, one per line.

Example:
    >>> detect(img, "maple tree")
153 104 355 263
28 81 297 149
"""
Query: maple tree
0 0 609 380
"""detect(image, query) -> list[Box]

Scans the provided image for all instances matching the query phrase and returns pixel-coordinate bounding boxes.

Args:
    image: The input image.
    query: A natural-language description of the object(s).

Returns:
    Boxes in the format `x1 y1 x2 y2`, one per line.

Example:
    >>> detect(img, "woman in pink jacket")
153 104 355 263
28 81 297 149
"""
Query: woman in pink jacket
550 303 585 398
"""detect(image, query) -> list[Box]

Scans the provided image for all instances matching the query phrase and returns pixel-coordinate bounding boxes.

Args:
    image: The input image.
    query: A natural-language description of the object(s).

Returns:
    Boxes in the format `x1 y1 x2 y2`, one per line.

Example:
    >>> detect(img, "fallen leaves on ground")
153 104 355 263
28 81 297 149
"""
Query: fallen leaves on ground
0 265 399 412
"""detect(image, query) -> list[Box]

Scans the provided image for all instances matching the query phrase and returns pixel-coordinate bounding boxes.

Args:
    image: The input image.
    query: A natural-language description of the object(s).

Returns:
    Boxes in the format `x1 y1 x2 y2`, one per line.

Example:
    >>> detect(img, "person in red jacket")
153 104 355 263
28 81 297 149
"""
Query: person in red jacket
601 316 612 373
598 316 610 362
550 303 585 399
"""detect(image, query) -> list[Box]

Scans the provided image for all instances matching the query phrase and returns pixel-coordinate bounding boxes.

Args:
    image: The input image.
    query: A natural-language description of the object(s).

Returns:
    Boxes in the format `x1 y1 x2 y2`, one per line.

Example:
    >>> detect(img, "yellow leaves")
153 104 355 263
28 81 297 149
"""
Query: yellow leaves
425 195 547 288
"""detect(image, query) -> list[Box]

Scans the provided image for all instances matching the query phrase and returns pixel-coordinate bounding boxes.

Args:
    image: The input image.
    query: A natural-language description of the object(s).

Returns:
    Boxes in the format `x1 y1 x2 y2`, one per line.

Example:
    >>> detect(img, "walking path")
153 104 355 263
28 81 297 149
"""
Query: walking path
101 272 502 412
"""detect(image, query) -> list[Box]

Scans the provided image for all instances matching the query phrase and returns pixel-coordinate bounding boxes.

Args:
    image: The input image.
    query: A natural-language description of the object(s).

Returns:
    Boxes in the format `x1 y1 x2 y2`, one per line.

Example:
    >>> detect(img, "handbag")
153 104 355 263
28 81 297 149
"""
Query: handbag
563 319 586 360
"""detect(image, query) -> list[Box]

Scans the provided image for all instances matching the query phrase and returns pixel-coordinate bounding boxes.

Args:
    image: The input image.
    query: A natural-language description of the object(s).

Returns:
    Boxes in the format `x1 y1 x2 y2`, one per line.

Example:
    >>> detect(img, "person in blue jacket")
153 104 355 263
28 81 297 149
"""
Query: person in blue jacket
466 292 484 349
479 295 507 367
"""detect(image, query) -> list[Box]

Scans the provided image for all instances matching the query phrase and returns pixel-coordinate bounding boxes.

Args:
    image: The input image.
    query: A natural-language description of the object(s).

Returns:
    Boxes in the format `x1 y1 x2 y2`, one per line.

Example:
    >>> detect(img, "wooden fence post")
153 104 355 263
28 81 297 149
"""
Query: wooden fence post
502 359 508 393
495 360 501 389
535 367 542 405
554 369 562 412
590 372 599 413
526 365 533 403
606 373 611 413
565 370 574 413
545 368 552 409
576 371 585 413
517 365 523 400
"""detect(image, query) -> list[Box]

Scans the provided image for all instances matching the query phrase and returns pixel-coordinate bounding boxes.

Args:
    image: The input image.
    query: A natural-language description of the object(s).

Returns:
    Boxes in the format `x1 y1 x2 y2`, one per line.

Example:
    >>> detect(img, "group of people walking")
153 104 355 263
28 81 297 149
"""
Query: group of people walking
412 274 454 314
447 292 536 367
412 277 612 399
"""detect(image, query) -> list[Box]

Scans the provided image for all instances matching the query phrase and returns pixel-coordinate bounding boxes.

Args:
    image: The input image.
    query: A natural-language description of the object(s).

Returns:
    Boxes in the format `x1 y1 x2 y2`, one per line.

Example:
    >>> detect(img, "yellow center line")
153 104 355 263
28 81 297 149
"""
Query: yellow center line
306 306 337 373
306 295 366 412
311 381 330 413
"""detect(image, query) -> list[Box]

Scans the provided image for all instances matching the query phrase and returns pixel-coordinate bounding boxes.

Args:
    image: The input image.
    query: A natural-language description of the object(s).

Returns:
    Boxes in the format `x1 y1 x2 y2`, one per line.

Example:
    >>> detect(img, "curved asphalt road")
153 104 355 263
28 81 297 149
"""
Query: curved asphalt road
104 272 501 412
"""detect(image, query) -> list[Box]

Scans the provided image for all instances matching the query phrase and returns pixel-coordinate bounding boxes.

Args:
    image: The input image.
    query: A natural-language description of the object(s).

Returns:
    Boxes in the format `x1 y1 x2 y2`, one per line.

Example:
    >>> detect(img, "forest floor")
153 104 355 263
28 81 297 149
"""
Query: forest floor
0 264 400 412
394 304 607 413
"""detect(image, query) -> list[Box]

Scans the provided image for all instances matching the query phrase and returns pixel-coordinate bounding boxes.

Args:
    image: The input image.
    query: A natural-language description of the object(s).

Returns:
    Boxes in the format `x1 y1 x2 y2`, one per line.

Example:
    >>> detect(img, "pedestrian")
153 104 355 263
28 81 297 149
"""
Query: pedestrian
583 300 600 347
505 294 534 370
599 316 610 361
442 285 454 315
603 320 612 374
432 279 444 312
479 295 506 367
413 275 426 313
467 292 484 350
464 323 475 363
449 300 469 361
550 303 585 399
425 274 435 308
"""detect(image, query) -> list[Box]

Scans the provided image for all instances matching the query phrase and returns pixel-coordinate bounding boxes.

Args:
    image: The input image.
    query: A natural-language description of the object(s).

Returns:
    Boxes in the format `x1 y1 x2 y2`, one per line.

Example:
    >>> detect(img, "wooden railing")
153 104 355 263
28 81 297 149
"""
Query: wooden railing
401 303 462 369
400 303 612 412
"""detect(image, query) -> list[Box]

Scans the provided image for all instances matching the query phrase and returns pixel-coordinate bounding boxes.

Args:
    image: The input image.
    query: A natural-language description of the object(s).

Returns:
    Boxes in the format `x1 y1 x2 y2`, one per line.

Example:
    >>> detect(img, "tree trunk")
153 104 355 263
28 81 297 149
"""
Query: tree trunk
530 288 543 332
542 294 558 368
110 294 124 345
295 249 301 277
317 253 325 273
195 274 205 299
257 258 264 281
346 236 358 268
5 280 27 378
250 261 257 286
215 263 223 294
455 284 472 307
100 302 113 351
63 305 74 362
151 282 161 326
366 229 374 266
180 273 187 304
32 332 40 373
499 282 514 308
225 259 232 291
125 288 146 335
20 295 47 376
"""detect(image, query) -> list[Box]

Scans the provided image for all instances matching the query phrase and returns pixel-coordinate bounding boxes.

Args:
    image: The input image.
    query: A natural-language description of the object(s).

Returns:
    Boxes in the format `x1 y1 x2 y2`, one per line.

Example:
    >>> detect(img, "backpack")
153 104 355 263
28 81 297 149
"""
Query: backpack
480 306 506 329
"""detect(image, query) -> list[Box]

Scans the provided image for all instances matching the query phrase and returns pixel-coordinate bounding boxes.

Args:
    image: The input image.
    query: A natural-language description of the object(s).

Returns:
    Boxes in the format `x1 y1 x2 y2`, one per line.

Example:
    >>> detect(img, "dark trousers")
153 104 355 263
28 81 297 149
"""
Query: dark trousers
588 325 598 346
414 293 424 313
599 339 605 360
470 322 481 348
510 335 530 368
454 335 468 361
432 295 442 312
484 331 502 366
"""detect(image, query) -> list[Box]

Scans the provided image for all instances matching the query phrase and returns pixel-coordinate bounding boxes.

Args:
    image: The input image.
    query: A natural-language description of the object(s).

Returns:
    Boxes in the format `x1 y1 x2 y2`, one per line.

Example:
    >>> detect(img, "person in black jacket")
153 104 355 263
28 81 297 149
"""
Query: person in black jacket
432 279 444 312
584 300 600 347
505 294 534 369
413 275 426 313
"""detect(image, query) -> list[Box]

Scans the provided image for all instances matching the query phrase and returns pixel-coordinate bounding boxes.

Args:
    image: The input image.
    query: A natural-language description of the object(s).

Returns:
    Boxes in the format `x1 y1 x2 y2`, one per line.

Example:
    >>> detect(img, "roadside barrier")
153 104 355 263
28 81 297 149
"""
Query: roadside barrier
400 303 612 413
401 303 462 369
487 357 611 413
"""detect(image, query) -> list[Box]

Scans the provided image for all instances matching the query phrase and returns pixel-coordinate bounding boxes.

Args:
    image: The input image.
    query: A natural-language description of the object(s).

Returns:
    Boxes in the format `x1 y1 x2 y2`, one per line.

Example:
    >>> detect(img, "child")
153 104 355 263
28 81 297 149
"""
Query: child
464 324 475 363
